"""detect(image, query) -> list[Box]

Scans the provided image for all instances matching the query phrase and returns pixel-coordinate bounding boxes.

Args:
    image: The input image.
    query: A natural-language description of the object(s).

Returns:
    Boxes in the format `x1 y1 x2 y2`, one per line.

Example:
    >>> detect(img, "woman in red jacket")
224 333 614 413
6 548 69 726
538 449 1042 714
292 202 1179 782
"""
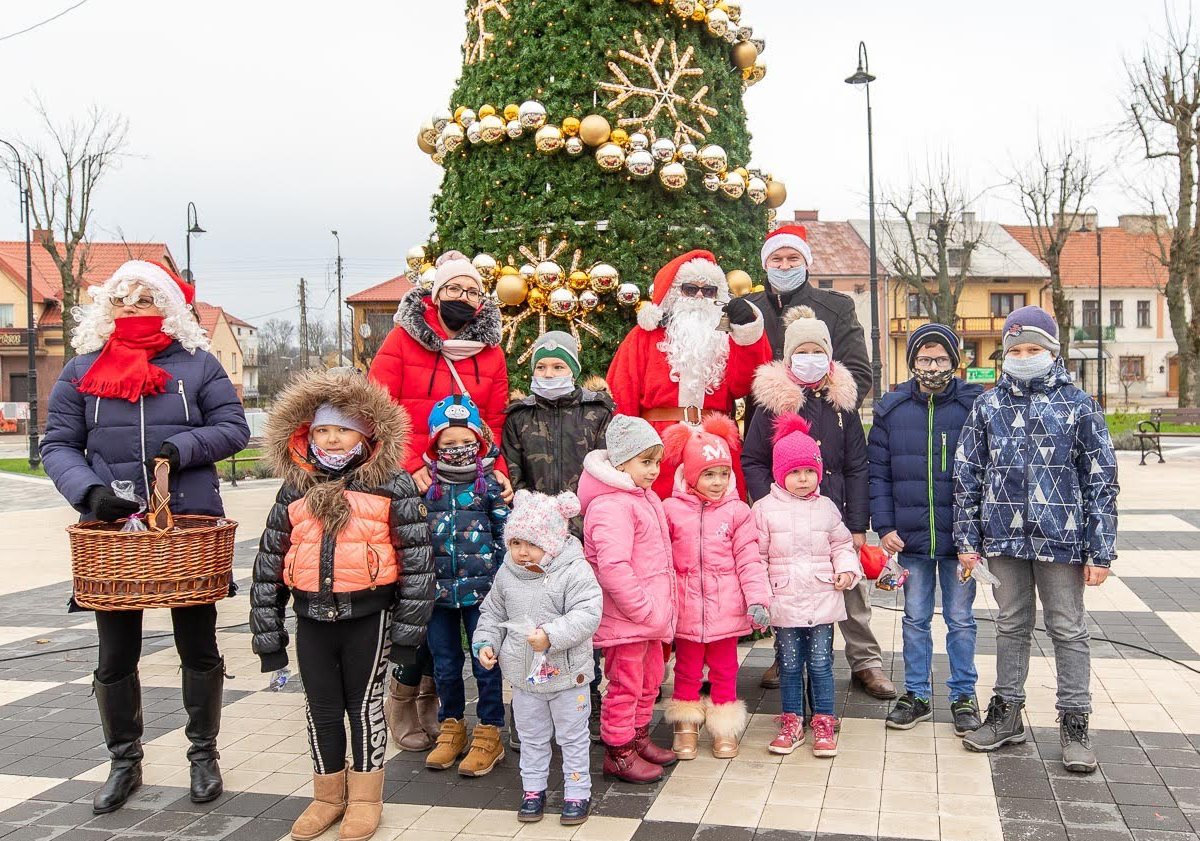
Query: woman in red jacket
369 249 513 751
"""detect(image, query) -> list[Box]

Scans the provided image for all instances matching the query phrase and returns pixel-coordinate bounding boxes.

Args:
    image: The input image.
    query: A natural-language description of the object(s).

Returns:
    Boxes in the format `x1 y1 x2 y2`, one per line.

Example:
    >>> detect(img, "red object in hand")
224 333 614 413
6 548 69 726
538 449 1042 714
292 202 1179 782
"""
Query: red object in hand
859 545 889 580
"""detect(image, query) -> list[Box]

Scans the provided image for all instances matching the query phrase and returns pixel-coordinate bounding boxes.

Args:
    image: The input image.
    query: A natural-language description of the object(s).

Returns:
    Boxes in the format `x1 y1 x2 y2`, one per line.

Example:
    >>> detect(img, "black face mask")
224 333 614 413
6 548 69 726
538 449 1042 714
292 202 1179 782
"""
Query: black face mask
439 299 478 331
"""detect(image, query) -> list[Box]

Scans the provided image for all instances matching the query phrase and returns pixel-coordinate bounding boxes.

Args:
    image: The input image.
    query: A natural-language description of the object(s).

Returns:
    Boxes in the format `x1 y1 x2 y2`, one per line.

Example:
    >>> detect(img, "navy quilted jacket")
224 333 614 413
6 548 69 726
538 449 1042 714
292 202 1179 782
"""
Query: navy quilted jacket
953 360 1119 567
868 376 982 559
427 450 510 608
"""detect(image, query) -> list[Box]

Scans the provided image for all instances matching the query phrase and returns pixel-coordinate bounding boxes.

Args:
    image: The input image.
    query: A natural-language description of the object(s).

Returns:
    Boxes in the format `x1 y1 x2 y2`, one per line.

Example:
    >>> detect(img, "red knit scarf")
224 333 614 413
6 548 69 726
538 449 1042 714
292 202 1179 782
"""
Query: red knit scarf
77 316 174 402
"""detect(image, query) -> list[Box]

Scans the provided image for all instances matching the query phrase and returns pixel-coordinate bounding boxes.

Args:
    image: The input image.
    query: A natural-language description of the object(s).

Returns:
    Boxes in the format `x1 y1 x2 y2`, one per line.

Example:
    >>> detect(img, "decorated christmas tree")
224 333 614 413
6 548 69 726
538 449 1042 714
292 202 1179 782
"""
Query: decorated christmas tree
408 0 788 376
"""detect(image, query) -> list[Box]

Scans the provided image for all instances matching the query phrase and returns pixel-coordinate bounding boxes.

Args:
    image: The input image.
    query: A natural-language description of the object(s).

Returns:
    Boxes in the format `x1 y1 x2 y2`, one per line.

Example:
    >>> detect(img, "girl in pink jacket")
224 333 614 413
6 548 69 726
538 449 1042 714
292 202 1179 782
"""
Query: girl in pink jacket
753 414 861 758
577 415 678 784
661 415 770 761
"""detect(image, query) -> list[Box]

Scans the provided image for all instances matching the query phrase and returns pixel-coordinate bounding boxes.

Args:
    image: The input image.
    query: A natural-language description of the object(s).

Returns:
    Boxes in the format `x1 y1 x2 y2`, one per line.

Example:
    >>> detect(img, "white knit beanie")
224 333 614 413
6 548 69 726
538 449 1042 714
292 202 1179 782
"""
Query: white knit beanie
504 490 580 557
312 403 375 438
432 250 483 300
782 305 833 359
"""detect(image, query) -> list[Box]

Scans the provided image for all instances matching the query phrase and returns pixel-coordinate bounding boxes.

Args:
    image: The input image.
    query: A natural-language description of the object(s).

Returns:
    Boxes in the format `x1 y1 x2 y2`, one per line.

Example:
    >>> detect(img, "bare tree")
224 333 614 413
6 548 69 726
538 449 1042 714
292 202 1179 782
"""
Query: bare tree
257 318 297 398
1010 137 1101 363
1122 14 1200 406
7 98 129 360
882 162 986 327
305 320 332 367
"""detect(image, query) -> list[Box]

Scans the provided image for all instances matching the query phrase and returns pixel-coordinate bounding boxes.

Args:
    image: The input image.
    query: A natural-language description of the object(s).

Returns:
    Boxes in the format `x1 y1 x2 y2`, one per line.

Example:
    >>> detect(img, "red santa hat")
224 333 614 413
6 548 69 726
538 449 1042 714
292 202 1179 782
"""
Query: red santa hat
637 249 727 331
107 260 196 309
761 225 813 269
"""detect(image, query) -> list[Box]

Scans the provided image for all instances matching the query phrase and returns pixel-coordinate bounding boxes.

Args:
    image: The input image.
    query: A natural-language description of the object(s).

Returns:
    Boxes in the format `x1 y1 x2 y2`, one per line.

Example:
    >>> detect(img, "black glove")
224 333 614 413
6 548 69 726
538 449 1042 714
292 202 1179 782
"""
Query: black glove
389 645 419 668
723 297 756 326
84 486 141 522
145 442 180 476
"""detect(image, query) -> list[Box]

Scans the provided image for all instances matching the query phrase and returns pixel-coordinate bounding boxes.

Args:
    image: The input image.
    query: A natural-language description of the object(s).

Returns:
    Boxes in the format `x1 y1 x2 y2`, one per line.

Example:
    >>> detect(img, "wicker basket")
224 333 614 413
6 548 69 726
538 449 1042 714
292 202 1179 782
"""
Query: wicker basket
67 462 237 610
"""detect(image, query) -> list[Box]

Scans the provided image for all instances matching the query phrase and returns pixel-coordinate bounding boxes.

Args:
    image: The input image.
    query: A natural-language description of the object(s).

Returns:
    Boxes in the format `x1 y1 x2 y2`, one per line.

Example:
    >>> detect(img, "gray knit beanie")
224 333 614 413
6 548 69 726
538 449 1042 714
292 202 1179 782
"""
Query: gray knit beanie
605 415 663 466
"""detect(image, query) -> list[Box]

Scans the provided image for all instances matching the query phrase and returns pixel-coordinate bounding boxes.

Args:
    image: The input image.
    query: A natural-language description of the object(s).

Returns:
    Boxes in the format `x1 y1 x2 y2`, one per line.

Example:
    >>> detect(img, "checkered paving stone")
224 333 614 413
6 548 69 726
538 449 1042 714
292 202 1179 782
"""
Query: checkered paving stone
0 470 1198 840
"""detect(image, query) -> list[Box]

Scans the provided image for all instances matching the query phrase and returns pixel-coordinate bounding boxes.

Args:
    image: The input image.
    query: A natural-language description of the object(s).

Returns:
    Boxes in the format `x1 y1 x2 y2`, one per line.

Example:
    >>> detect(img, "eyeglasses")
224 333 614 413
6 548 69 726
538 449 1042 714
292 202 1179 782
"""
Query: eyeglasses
110 296 158 310
680 283 719 299
913 356 954 371
440 283 481 304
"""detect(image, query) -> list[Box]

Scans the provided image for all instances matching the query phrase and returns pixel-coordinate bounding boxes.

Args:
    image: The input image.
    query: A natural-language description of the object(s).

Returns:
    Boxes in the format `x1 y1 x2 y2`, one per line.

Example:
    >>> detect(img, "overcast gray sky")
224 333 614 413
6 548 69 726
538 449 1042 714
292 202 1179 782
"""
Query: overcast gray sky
0 0 1186 326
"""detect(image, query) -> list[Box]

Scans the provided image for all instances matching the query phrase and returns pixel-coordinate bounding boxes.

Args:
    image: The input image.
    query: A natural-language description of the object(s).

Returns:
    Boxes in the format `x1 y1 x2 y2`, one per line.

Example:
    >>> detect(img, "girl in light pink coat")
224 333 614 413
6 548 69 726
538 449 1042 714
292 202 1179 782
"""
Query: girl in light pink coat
660 415 770 761
577 415 678 785
753 414 861 759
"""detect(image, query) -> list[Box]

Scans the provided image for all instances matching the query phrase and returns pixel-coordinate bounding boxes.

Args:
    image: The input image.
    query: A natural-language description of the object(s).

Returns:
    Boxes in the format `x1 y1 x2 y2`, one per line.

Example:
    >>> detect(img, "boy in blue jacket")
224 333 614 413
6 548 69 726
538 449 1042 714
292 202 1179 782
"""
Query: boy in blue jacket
868 324 983 735
954 306 1118 774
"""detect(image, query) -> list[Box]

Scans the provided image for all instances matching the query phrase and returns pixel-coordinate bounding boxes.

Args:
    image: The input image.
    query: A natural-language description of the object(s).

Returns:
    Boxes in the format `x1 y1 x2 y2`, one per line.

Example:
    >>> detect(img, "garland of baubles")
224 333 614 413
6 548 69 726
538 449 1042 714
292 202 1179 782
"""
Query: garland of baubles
634 0 768 86
416 102 788 208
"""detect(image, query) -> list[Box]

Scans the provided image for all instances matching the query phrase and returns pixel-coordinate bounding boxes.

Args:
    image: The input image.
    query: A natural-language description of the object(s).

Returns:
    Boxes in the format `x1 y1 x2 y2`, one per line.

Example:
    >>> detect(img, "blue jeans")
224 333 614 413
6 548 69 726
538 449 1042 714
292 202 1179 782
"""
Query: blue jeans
427 604 505 727
901 554 978 699
774 625 835 717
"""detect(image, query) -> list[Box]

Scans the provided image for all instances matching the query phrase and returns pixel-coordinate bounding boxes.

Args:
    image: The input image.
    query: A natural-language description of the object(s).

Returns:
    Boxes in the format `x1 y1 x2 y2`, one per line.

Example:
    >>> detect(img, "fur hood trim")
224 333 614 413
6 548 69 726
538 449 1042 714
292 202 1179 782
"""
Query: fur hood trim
264 368 411 535
751 359 858 416
393 287 502 351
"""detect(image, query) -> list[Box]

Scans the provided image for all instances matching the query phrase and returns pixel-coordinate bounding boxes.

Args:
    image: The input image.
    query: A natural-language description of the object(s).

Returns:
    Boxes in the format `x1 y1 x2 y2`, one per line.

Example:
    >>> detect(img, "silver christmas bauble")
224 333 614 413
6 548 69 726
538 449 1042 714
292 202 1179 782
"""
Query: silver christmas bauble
659 161 688 191
506 119 524 139
466 121 483 145
478 114 505 144
432 108 452 132
459 108 477 128
628 132 650 152
678 142 698 161
534 261 564 290
650 137 677 163
703 172 721 192
440 123 465 151
595 142 626 172
746 176 768 204
565 136 585 155
616 282 641 306
589 263 620 293
705 8 730 36
626 149 656 179
518 100 548 129
698 144 728 173
406 245 427 271
534 124 565 153
548 287 578 318
720 170 746 199
578 289 600 311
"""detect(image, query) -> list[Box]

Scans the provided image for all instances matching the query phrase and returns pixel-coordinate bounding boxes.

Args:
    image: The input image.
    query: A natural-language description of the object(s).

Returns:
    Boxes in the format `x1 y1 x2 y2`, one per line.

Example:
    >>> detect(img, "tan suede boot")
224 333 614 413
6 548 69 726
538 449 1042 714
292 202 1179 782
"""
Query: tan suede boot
457 724 505 777
290 769 346 841
415 676 440 742
384 679 432 752
425 718 467 770
339 769 384 841
664 698 705 761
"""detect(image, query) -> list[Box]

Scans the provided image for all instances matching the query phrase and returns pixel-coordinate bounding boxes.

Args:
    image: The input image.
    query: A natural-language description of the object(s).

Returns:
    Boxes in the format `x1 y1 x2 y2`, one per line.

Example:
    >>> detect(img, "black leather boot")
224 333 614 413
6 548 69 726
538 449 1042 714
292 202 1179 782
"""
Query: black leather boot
92 672 144 814
182 660 225 803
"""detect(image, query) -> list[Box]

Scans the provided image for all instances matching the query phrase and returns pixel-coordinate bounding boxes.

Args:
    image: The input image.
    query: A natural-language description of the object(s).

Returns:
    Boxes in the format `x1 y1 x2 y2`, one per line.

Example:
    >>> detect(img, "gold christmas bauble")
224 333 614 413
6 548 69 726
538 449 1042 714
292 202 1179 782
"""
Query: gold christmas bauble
698 144 728 172
720 0 741 23
610 128 630 147
406 245 427 271
535 124 565 153
691 5 707 22
440 123 465 151
478 114 506 144
568 270 591 291
562 116 581 137
453 105 467 123
472 253 498 283
459 107 477 128
495 271 529 306
419 121 438 148
672 0 697 17
579 114 612 147
744 62 767 86
765 180 787 209
733 166 748 180
478 104 497 119
731 40 759 70
589 263 620 293
726 269 753 297
534 261 564 290
548 287 579 318
526 287 548 311
503 103 520 122
417 127 436 155
751 284 765 293
595 142 626 172
659 161 688 191
746 176 768 204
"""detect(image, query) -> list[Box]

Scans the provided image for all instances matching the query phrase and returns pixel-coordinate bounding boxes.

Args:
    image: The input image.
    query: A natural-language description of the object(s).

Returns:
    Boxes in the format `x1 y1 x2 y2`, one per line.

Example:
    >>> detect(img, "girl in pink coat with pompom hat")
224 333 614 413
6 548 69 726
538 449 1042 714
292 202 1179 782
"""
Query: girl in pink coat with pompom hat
660 415 770 761
752 414 862 758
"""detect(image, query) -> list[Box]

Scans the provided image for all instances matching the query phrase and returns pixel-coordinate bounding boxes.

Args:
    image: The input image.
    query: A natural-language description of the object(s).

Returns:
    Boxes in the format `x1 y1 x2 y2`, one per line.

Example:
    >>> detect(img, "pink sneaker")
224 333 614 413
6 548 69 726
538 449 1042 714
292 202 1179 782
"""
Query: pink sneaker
811 714 838 757
768 713 804 755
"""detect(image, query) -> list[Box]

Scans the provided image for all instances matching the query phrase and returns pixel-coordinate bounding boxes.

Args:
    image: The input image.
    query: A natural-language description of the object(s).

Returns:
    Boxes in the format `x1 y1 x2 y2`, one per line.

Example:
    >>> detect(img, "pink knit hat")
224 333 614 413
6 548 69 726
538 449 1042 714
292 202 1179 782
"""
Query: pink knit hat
503 490 580 557
662 414 740 489
432 250 483 300
771 413 823 488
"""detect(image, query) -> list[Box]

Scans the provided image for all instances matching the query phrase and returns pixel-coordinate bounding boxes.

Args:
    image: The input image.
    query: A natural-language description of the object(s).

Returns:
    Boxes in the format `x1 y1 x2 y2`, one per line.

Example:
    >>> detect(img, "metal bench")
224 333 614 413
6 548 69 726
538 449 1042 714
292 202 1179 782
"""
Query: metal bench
1136 408 1200 464
227 438 265 487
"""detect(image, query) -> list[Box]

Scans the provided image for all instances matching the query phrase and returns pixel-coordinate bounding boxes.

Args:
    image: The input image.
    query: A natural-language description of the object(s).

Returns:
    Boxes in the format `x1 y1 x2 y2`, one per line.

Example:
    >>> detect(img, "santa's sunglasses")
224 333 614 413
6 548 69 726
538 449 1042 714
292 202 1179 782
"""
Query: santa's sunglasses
679 283 719 299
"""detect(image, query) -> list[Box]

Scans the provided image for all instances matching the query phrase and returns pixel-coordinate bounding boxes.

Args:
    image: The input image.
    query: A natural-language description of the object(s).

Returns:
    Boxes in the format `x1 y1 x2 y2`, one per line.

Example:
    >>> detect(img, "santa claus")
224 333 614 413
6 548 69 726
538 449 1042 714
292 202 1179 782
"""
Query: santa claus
606 250 772 498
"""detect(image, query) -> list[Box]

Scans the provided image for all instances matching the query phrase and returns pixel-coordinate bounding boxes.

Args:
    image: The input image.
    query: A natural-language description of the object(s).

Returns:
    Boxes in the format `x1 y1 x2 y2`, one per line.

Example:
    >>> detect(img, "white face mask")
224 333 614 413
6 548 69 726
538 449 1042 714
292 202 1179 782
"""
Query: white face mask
767 265 807 293
531 375 575 400
1002 352 1055 382
790 352 830 385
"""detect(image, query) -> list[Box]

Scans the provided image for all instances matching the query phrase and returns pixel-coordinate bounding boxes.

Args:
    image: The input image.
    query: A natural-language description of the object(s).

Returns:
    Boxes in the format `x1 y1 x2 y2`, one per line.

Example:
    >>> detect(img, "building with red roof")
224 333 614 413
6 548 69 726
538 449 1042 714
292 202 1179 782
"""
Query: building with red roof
346 274 414 369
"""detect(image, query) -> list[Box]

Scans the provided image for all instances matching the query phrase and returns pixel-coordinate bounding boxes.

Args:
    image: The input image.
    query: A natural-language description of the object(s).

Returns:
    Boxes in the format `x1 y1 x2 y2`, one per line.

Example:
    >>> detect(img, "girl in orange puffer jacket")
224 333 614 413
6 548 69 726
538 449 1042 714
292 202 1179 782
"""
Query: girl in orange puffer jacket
251 369 434 841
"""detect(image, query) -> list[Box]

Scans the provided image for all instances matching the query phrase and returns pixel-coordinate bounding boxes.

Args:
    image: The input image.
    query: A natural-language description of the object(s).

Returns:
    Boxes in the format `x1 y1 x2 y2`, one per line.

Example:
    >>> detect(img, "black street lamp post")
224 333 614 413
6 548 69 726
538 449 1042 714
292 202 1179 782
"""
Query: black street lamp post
185 202 205 285
1 139 40 468
846 41 882 400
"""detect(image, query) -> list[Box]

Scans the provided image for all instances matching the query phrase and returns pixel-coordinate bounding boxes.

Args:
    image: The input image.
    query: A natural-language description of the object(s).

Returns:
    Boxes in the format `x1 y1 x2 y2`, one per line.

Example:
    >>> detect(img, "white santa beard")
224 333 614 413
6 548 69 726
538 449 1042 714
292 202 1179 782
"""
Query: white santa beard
660 295 729 407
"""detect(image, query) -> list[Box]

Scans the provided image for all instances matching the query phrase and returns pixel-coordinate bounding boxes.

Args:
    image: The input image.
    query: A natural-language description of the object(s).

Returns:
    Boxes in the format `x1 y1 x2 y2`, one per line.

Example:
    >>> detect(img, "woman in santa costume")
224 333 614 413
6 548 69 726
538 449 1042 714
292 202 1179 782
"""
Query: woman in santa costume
41 260 250 815
605 250 772 500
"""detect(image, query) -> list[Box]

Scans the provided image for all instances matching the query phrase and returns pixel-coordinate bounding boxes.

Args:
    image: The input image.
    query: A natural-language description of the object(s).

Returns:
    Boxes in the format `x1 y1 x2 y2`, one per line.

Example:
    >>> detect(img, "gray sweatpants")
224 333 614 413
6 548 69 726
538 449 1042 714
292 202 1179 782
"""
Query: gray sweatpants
511 685 592 800
839 581 884 671
990 555 1091 713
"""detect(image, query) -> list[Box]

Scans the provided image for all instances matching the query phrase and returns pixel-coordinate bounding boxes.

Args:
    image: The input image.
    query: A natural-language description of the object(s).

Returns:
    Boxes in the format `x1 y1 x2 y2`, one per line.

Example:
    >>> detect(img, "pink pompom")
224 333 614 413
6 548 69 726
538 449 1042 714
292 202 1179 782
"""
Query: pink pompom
772 412 812 445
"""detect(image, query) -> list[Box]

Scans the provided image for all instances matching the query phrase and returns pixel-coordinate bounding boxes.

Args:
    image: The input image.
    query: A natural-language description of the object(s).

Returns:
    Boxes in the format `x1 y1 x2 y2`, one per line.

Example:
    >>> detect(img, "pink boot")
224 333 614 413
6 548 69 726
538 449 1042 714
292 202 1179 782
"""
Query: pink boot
768 713 804 755
811 714 838 757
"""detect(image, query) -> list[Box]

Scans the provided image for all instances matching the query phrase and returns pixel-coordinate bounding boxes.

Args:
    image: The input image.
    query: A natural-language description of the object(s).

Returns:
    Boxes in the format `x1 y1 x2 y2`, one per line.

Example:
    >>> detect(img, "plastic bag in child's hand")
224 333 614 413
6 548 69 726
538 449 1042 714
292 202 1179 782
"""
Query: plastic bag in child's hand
526 650 561 686
875 556 909 591
959 558 1001 587
112 480 148 532
268 668 290 692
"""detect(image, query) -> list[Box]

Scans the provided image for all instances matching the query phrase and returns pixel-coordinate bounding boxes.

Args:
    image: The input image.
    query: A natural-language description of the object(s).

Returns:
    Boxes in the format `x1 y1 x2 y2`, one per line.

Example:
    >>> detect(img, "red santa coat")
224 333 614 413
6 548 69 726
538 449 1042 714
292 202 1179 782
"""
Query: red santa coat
606 322 770 498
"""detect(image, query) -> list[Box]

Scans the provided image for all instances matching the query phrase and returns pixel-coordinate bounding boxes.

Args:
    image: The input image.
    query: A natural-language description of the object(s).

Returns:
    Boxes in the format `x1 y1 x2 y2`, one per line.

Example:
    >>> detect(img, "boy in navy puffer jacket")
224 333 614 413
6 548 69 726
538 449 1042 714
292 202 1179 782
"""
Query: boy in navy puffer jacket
868 324 982 735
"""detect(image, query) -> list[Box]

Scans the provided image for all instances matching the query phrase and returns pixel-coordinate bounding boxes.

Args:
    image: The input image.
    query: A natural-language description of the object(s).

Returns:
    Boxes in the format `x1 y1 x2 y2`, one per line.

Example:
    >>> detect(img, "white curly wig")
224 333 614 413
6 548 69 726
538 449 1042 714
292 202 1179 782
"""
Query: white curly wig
71 269 210 355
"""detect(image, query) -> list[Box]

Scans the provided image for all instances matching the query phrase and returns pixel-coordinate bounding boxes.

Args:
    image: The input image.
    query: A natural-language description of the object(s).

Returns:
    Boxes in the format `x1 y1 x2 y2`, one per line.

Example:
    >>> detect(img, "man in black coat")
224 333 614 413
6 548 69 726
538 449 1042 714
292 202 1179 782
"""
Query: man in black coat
746 225 895 700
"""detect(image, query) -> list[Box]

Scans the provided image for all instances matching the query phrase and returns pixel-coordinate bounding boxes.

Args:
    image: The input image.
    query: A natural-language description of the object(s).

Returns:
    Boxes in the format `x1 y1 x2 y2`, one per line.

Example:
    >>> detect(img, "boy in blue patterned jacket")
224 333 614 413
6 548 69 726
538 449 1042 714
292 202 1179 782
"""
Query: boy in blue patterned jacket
953 306 1118 774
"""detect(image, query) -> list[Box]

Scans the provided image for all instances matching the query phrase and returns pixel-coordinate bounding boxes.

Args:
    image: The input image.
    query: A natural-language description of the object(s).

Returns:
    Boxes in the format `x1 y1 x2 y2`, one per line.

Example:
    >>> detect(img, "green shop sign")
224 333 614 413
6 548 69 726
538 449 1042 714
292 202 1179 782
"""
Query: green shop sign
967 367 997 383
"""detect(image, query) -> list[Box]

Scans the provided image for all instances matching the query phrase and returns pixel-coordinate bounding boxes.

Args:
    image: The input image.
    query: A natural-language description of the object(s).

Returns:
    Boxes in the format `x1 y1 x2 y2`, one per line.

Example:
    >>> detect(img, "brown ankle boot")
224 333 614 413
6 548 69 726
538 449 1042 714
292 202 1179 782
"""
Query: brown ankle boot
290 769 346 841
458 724 504 777
339 769 383 841
415 676 440 742
385 678 432 752
665 698 705 761
633 724 676 766
761 658 780 689
425 718 467 770
603 739 663 784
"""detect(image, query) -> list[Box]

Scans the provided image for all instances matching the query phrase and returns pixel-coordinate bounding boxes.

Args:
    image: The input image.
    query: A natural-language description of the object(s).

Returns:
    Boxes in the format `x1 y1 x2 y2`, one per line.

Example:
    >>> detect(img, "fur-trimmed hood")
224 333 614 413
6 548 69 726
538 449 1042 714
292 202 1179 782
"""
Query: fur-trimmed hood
393 287 502 351
264 368 412 534
750 359 858 416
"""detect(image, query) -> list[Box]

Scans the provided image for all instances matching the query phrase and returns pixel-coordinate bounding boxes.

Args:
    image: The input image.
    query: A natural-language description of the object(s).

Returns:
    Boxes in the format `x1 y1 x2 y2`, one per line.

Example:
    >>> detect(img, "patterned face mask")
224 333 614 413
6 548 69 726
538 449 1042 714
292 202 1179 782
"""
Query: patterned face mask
914 368 954 391
438 441 480 466
312 441 365 471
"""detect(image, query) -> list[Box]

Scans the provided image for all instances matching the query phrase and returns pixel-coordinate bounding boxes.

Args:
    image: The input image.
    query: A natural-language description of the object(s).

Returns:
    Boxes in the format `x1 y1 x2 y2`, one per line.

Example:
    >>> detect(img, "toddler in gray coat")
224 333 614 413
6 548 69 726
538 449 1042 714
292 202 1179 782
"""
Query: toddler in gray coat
473 489 602 827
